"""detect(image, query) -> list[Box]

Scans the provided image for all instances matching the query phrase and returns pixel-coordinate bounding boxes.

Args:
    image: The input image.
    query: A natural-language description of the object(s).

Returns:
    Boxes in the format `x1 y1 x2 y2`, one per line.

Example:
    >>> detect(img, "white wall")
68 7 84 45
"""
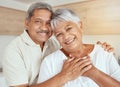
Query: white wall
0 35 120 68
0 35 16 68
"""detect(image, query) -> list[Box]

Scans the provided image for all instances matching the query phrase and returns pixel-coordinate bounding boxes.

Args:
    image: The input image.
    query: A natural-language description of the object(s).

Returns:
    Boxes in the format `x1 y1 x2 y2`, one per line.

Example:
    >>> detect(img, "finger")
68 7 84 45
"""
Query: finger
80 65 92 75
82 56 88 59
102 44 114 53
102 42 108 48
67 57 75 62
64 56 75 63
105 45 114 52
96 41 102 45
69 54 74 58
73 56 91 69
67 56 91 70
83 55 90 59
79 59 92 70
107 48 114 52
71 57 84 64
97 41 108 49
105 45 111 51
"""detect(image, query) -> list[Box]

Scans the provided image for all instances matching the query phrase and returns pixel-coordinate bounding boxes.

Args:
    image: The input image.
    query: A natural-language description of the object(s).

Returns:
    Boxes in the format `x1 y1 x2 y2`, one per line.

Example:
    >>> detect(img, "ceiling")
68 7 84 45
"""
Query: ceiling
0 0 87 11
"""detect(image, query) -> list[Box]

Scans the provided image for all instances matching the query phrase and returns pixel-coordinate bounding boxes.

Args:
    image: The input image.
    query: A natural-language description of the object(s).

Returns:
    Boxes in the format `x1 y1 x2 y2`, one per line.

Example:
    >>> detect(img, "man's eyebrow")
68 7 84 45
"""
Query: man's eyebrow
34 17 42 20
34 17 51 22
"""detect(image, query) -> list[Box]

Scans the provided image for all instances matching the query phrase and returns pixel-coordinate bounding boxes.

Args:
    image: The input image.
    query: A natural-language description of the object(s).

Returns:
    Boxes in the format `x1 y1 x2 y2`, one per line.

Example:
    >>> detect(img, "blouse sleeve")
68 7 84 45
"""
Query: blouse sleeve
108 53 120 81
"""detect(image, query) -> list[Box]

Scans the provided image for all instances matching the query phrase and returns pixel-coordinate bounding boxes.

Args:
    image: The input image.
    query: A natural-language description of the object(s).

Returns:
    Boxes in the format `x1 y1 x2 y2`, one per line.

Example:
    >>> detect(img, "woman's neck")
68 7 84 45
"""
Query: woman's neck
70 44 87 58
61 44 94 58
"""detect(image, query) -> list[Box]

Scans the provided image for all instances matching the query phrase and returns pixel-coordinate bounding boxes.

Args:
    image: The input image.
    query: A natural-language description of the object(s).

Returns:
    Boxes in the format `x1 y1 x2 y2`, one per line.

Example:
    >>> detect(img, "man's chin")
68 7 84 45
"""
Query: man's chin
38 35 51 41
39 38 49 42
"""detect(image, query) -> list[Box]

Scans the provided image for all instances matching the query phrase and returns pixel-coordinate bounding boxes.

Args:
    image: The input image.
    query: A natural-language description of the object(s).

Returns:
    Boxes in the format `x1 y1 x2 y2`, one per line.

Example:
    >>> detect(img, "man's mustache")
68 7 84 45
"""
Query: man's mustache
37 30 50 33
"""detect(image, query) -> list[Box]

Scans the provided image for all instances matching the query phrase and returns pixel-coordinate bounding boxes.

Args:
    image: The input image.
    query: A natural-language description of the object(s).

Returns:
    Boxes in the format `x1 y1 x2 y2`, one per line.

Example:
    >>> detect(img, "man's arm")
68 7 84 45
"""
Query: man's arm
97 41 114 52
30 56 91 87
11 57 92 87
10 74 67 87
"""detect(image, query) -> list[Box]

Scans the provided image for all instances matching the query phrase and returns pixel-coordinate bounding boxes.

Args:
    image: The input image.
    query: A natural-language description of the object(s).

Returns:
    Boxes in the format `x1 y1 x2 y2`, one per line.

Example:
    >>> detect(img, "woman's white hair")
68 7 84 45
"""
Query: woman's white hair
51 8 80 30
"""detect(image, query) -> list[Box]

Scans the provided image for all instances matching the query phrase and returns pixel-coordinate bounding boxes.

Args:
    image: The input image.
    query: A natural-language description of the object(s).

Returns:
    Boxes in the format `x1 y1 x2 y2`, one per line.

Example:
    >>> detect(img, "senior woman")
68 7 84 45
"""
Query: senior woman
37 9 120 87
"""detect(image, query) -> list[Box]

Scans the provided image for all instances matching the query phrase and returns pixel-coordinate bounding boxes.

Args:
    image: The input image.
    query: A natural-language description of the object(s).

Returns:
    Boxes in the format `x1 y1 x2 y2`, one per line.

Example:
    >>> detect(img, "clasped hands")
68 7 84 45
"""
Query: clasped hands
61 55 93 81
60 42 114 81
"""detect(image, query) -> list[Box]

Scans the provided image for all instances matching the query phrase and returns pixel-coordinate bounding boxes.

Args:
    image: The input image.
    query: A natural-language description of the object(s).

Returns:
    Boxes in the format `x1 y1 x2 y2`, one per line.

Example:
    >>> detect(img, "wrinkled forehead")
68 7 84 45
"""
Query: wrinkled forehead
53 20 70 30
52 18 77 29
54 21 80 35
56 19 67 26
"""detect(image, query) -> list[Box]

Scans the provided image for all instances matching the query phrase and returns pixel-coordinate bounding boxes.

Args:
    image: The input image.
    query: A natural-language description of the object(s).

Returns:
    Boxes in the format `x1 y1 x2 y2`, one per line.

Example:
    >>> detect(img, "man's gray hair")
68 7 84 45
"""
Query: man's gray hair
51 8 80 30
26 2 53 20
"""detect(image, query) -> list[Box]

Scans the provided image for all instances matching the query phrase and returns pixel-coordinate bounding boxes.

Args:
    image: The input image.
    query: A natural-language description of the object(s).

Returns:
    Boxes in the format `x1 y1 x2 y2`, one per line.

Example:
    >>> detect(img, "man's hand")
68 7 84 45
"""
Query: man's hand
97 41 114 52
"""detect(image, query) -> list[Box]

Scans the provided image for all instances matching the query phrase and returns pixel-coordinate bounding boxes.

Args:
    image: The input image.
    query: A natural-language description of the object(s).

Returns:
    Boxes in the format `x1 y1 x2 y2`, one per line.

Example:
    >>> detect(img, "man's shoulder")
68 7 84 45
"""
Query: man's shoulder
7 36 21 47
5 34 26 52
48 36 60 48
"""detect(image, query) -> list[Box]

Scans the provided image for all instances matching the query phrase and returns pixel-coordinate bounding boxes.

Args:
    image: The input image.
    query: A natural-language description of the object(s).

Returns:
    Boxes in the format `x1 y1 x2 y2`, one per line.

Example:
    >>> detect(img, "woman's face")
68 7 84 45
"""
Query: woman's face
54 20 83 52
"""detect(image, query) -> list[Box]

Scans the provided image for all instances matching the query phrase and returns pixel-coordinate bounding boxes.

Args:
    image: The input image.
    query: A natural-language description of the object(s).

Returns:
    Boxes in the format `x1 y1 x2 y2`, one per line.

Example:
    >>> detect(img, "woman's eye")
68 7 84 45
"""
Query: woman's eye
66 27 72 31
56 33 62 37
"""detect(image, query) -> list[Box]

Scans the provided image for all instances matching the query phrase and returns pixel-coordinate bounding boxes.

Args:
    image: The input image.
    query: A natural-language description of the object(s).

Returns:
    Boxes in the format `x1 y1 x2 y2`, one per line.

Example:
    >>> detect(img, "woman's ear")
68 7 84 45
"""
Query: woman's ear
78 21 84 34
79 21 82 29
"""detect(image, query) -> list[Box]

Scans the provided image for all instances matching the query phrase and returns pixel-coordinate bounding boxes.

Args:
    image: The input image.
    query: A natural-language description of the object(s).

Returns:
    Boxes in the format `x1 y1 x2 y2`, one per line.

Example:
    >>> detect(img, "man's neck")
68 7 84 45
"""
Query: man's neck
39 42 45 51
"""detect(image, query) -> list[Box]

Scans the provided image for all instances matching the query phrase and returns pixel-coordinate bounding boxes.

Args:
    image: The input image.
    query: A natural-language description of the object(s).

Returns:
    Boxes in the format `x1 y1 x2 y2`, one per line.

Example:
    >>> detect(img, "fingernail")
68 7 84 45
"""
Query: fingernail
82 56 87 59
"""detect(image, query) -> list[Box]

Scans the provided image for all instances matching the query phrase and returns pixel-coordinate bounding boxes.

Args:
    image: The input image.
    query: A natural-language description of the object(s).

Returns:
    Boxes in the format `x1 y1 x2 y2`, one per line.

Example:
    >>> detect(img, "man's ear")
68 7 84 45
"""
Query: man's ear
24 19 29 29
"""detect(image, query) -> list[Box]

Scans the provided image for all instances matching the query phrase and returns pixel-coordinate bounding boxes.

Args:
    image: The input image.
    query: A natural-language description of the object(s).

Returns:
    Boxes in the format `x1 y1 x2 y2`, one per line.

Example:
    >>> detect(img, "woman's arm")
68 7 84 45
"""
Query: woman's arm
84 52 120 87
36 56 92 87
85 66 120 87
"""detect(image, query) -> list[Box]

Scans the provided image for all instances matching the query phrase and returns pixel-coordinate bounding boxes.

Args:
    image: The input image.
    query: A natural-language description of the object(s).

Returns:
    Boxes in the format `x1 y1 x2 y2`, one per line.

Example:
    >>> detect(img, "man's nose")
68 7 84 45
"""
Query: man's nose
41 22 48 30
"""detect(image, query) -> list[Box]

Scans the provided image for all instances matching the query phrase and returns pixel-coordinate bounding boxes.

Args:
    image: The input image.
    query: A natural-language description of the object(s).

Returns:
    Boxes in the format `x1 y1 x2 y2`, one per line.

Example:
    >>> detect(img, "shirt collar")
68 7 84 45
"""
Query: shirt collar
21 30 37 46
20 30 50 48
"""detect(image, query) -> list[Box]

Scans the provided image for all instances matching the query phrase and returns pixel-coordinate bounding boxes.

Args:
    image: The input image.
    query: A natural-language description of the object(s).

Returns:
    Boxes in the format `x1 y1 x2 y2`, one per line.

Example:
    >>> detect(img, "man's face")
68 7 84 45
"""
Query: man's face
25 9 52 45
54 20 83 52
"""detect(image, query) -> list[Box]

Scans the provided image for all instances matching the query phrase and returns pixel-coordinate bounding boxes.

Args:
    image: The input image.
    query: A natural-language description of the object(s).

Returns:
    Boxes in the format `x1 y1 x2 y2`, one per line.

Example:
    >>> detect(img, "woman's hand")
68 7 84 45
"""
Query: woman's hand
60 56 92 82
83 64 120 87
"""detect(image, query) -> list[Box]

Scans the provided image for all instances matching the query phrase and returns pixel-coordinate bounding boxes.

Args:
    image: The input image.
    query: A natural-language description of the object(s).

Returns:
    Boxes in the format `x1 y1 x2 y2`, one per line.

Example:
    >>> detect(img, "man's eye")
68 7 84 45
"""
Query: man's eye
47 22 51 26
35 20 41 23
34 19 42 24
